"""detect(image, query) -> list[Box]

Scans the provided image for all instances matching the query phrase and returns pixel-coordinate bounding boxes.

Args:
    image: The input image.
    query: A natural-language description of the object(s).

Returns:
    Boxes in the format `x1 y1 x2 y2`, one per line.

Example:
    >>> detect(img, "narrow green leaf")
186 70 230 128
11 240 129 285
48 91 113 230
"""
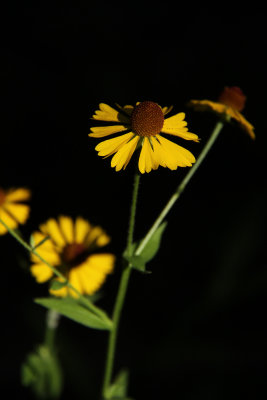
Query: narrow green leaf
125 222 167 272
139 221 167 262
35 297 112 331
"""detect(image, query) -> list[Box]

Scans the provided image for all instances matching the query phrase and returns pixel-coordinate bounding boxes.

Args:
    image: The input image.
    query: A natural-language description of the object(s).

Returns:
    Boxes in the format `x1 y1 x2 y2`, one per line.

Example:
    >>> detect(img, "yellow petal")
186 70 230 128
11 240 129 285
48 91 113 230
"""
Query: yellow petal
111 135 139 171
58 216 74 243
95 132 135 157
31 263 54 283
68 268 83 297
86 226 110 247
3 203 30 224
138 137 159 174
5 188 31 202
77 254 115 295
92 103 130 123
229 109 256 140
189 99 227 114
89 125 129 138
0 209 18 234
75 217 91 244
31 232 61 265
40 218 66 248
156 135 196 169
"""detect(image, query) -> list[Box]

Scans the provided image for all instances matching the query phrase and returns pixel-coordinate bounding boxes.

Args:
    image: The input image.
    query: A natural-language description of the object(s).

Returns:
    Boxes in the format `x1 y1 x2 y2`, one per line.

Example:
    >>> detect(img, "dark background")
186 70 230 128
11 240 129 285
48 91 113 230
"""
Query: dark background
1 6 267 400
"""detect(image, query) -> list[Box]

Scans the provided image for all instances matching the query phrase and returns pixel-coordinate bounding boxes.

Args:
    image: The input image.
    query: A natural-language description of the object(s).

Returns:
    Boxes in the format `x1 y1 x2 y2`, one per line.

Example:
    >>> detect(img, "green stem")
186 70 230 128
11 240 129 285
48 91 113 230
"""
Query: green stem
102 172 141 398
0 218 110 323
135 120 224 256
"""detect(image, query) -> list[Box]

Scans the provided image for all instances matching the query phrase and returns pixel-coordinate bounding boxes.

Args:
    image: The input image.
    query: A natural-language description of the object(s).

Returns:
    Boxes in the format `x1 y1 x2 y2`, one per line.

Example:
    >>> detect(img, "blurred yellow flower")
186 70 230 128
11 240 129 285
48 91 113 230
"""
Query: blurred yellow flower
0 187 31 235
30 216 115 297
89 101 199 173
188 86 255 140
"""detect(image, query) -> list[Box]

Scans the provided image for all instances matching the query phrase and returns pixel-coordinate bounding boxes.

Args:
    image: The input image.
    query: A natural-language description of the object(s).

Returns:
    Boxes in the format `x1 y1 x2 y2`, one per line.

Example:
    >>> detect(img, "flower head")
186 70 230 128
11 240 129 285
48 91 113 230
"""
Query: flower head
188 86 255 140
89 101 199 173
30 216 115 297
0 187 31 235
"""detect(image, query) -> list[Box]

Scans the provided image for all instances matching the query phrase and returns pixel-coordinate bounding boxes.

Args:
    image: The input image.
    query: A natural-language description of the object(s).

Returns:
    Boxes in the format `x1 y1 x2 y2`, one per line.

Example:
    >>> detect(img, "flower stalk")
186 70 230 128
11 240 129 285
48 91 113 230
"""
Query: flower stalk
102 172 141 398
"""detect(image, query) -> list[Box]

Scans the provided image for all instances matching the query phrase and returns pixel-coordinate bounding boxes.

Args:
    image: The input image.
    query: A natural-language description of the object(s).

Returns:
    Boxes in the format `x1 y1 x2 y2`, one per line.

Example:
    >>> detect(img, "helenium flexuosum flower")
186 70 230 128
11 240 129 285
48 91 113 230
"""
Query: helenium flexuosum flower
89 101 199 173
0 187 31 235
188 86 255 140
30 216 115 297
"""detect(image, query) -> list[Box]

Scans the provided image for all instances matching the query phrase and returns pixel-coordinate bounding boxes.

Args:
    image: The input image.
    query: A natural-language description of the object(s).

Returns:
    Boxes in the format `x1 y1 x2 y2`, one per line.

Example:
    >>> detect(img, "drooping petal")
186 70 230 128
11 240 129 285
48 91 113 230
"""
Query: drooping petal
138 137 160 174
111 135 139 171
58 216 74 243
5 188 31 202
30 263 54 283
95 132 135 158
89 125 129 138
40 218 66 248
156 135 196 169
188 99 227 114
228 109 256 140
92 103 130 123
2 203 30 224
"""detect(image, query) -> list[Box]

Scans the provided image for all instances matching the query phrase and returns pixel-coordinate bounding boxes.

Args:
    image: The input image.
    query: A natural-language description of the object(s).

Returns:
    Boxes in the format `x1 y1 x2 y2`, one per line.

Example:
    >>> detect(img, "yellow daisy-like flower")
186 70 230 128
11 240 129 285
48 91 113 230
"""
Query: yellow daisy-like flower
89 101 199 173
30 216 115 297
188 86 255 140
0 187 31 235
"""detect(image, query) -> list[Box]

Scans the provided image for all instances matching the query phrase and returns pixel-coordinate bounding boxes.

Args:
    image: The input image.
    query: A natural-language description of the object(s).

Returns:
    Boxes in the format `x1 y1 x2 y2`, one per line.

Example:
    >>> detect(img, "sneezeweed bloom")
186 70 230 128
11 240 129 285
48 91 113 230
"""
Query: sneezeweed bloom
89 101 199 173
188 86 255 140
30 216 115 297
0 187 31 235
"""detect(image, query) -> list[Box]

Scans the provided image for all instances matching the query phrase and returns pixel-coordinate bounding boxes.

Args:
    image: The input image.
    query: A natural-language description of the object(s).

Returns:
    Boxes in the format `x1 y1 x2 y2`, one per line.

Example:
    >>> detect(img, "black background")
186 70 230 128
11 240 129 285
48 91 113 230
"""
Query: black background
1 6 267 400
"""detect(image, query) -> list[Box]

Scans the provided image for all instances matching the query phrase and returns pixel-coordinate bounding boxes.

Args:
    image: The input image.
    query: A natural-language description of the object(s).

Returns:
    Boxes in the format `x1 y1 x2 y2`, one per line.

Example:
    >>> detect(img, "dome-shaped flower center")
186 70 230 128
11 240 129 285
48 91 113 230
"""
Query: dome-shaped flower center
0 189 6 206
218 86 246 112
131 101 164 137
62 242 87 266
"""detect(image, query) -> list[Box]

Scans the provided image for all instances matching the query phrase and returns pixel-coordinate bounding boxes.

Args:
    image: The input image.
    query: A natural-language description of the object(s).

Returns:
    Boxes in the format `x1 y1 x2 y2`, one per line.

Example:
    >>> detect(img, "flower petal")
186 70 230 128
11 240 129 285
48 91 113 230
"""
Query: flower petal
5 188 31 202
155 135 196 169
161 113 199 142
75 217 91 244
40 218 66 248
95 132 135 158
31 231 61 265
89 125 129 138
31 263 54 283
0 209 18 234
86 226 110 247
3 203 30 224
138 137 160 174
111 135 139 171
92 103 130 123
58 216 74 243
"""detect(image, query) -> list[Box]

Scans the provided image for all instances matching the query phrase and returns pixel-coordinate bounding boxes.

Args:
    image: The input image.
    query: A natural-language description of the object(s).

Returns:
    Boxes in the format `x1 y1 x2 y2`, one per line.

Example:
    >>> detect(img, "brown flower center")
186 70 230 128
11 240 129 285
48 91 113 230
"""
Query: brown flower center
62 242 87 266
131 101 164 137
0 189 6 206
218 86 246 112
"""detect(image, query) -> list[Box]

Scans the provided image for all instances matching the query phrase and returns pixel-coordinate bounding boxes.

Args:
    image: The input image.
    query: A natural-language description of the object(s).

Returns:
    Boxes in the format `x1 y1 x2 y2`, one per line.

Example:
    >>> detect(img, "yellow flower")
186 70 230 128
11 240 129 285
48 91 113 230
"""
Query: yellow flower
89 101 199 173
30 216 115 297
188 86 255 140
0 187 31 235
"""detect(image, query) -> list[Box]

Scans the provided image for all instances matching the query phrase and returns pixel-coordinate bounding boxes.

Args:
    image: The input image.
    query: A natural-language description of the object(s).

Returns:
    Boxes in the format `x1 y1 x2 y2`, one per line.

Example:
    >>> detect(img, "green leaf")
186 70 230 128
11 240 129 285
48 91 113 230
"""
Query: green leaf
105 369 129 399
21 345 63 399
35 297 112 331
125 222 167 273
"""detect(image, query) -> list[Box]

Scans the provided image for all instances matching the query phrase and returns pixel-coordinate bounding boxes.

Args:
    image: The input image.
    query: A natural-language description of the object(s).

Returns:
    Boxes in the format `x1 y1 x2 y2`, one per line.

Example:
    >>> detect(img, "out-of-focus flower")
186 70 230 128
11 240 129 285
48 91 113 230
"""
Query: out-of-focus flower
89 101 199 173
188 86 255 140
30 216 115 297
0 187 31 235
